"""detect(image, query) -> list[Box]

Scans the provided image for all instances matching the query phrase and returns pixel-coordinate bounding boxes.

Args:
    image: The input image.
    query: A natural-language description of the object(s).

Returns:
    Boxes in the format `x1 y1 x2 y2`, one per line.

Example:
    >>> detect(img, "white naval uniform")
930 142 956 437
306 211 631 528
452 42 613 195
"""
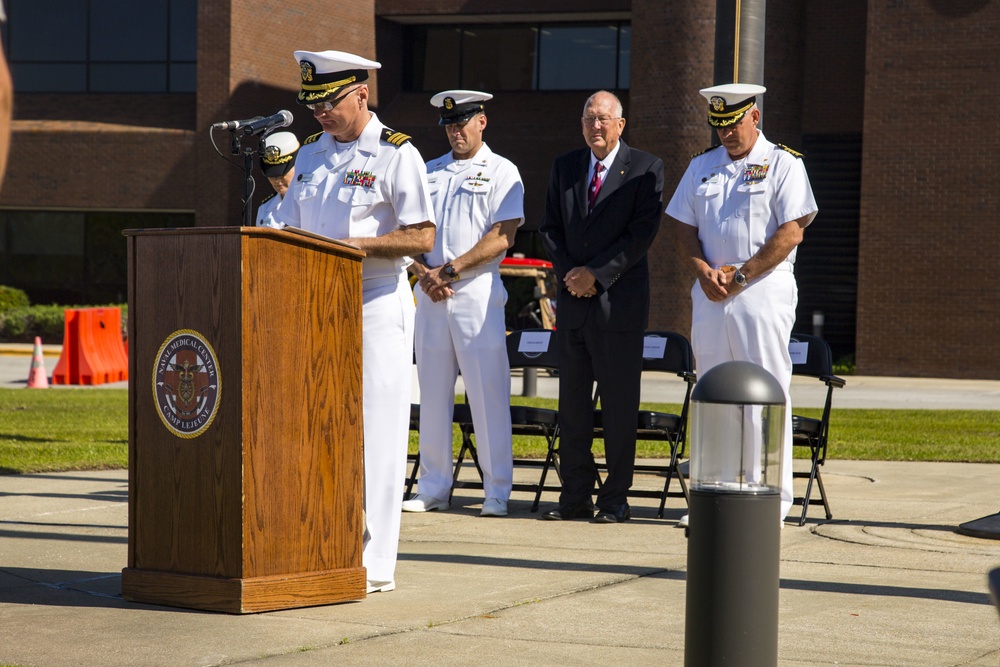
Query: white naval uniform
273 112 435 583
415 143 525 502
255 192 284 228
665 131 818 520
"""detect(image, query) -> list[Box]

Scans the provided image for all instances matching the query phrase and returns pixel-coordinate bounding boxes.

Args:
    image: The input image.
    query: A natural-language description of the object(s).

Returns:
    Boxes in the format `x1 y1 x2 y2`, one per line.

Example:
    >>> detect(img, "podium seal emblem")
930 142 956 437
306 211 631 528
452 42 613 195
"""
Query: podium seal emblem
152 329 221 438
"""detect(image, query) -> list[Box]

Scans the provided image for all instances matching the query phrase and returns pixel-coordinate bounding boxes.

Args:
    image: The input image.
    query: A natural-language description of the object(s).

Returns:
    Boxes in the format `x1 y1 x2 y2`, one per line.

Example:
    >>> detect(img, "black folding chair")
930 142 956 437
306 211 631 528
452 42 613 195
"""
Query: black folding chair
592 331 696 517
404 403 424 499
449 328 563 511
789 333 846 526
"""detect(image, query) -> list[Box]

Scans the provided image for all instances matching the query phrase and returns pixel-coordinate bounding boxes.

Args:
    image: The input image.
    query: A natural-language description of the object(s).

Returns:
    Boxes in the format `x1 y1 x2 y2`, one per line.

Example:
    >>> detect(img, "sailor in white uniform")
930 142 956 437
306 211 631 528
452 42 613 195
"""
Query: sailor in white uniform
666 83 818 523
254 131 299 228
402 91 524 518
272 50 435 593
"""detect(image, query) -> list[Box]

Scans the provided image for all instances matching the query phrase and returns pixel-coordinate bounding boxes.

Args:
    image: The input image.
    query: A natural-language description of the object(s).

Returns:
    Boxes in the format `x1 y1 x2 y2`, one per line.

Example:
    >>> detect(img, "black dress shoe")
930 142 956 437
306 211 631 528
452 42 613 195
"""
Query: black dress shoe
542 503 596 521
593 504 631 523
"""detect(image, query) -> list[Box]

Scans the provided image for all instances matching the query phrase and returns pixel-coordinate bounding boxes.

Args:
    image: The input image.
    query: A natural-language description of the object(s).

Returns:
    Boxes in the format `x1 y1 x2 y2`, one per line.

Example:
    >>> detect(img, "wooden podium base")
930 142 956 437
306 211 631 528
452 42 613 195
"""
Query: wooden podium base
122 566 367 614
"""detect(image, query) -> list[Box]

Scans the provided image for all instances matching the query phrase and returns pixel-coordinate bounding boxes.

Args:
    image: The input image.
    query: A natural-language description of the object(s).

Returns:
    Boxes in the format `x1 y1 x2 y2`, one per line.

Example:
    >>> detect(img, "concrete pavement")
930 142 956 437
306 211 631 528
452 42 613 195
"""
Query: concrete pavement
3 344 1000 665
1 463 999 666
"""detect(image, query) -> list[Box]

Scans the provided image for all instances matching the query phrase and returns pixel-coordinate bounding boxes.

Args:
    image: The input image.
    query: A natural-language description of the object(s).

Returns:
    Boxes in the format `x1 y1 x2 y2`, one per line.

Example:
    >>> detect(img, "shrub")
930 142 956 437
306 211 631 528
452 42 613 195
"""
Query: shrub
0 303 128 344
0 285 29 314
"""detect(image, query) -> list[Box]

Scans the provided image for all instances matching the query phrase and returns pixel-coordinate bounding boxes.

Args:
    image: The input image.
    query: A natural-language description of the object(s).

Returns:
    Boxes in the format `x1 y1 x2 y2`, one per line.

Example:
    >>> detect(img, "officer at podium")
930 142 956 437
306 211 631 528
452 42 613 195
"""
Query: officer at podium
273 49 436 594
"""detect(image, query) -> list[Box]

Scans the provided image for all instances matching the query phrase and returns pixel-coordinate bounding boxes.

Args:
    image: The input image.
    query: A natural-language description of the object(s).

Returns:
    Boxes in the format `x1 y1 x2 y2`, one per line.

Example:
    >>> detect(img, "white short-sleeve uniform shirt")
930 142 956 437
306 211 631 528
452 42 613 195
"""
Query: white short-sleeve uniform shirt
666 132 817 267
273 112 435 281
423 143 525 266
255 193 283 227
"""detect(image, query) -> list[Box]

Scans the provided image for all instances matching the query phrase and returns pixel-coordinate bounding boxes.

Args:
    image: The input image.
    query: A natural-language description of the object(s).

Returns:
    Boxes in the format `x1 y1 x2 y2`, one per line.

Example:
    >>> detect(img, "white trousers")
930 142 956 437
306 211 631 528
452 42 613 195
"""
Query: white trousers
690 271 797 520
362 275 415 583
414 271 513 501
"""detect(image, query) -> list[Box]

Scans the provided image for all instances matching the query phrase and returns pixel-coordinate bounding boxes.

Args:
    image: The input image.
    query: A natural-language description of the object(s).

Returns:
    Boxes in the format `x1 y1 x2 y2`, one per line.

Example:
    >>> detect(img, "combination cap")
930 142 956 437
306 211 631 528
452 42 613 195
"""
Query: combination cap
260 131 300 177
430 89 492 125
293 50 380 105
700 83 766 127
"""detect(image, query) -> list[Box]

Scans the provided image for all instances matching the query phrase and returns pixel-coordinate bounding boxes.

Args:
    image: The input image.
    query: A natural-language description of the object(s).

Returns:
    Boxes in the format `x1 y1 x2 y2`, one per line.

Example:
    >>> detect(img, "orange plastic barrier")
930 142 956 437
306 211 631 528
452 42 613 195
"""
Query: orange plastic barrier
51 308 129 385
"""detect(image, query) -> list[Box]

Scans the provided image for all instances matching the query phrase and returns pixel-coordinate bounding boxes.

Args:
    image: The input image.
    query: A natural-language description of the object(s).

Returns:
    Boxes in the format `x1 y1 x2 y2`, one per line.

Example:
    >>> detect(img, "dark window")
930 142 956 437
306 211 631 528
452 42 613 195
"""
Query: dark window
4 0 196 93
461 26 536 91
537 25 619 90
404 22 630 92
0 211 195 305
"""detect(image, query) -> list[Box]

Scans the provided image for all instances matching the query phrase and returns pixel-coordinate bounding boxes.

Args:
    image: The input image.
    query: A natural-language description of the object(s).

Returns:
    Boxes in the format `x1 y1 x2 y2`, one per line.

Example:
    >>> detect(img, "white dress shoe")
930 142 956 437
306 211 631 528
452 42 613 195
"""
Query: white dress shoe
480 498 508 517
367 580 396 594
401 494 450 512
677 513 689 528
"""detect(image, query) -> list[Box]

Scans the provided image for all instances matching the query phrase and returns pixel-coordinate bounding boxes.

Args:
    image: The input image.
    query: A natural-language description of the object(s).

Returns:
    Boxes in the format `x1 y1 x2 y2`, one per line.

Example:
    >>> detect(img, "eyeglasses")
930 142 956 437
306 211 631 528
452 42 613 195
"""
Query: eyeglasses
581 116 622 127
306 86 361 112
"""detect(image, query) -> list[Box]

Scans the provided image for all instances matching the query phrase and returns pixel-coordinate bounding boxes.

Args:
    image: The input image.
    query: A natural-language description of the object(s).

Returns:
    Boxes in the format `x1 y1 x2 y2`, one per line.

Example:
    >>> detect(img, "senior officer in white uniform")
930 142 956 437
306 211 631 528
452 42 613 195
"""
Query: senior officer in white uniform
666 83 818 524
272 50 435 593
402 90 524 518
255 131 299 228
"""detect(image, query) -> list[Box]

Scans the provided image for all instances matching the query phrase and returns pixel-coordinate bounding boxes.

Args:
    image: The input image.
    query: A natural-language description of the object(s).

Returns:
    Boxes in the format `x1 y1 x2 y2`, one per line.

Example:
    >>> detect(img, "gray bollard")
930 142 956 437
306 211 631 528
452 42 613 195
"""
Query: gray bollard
684 361 785 667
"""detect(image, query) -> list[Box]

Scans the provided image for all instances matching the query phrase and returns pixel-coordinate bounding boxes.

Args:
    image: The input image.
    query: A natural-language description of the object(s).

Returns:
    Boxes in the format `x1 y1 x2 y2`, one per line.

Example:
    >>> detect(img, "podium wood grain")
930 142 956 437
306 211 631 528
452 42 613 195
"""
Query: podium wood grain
122 227 366 613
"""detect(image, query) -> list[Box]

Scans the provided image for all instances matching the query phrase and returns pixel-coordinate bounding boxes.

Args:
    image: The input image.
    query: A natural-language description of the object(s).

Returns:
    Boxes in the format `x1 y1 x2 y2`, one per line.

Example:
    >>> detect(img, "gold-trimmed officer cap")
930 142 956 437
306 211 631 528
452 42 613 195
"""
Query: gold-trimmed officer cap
430 89 493 125
260 131 300 177
700 83 766 128
292 49 381 105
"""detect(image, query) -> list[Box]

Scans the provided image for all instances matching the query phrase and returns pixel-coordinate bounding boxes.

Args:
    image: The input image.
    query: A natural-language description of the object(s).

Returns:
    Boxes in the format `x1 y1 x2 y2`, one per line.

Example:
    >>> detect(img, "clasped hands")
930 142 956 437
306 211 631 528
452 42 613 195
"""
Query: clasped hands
564 266 597 299
699 265 744 302
417 267 455 303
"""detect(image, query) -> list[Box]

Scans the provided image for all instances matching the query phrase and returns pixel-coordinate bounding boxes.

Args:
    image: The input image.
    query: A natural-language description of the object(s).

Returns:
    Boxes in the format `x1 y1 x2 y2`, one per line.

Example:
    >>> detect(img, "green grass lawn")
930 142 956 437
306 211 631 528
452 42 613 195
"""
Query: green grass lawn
0 388 128 474
1 388 998 475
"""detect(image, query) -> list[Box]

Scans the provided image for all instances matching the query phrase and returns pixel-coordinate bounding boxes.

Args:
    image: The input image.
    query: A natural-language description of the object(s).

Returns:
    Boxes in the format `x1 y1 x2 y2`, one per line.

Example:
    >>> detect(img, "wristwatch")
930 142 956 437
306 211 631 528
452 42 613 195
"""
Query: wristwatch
443 264 461 281
734 267 747 286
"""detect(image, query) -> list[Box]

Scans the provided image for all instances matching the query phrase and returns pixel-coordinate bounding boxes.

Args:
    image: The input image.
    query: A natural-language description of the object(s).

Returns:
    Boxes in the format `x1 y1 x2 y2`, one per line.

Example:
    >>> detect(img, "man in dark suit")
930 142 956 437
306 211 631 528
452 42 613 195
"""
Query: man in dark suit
539 90 664 523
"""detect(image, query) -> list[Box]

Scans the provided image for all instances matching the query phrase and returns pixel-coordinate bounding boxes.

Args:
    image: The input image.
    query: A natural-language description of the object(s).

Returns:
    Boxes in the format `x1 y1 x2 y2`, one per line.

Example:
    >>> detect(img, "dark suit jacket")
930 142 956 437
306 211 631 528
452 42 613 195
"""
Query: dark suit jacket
540 140 664 332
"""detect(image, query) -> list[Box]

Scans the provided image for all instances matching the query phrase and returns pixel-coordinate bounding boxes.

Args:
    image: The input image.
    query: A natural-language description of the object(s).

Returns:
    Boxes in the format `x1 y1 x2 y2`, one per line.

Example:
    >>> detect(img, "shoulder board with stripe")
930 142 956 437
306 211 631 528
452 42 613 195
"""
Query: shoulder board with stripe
261 192 276 204
303 132 323 145
382 128 412 147
777 143 804 158
690 145 718 159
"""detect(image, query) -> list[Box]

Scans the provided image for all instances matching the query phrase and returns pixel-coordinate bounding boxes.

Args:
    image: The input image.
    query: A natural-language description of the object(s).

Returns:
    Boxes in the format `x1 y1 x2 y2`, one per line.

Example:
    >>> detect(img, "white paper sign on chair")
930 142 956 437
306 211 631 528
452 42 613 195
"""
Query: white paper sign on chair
518 331 551 355
788 341 809 365
643 336 667 359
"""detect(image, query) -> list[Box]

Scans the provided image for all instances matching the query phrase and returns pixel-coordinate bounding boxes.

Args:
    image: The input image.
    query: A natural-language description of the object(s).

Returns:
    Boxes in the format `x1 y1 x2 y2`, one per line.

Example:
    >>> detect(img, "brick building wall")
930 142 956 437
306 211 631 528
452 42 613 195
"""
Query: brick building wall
2 0 996 378
199 0 377 227
629 0 716 337
856 0 1000 378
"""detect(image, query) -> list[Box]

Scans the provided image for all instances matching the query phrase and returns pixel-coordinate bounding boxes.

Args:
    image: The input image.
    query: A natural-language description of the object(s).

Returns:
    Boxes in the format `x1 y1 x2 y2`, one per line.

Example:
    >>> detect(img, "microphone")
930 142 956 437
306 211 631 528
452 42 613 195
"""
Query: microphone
212 110 293 135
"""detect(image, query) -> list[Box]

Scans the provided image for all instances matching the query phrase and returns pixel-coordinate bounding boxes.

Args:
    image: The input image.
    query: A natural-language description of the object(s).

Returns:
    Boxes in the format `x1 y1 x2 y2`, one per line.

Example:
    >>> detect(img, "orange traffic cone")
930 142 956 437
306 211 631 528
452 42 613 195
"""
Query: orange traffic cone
27 336 49 389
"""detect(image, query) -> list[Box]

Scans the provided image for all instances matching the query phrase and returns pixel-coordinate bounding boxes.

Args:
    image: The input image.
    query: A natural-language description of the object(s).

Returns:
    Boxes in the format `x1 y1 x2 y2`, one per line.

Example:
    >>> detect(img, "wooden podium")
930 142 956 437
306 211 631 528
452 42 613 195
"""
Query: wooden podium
121 226 367 613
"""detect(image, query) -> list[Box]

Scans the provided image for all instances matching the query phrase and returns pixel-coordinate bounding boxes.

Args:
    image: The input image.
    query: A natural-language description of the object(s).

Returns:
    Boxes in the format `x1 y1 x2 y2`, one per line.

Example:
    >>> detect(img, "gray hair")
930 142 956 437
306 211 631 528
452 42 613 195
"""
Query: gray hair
583 90 623 119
